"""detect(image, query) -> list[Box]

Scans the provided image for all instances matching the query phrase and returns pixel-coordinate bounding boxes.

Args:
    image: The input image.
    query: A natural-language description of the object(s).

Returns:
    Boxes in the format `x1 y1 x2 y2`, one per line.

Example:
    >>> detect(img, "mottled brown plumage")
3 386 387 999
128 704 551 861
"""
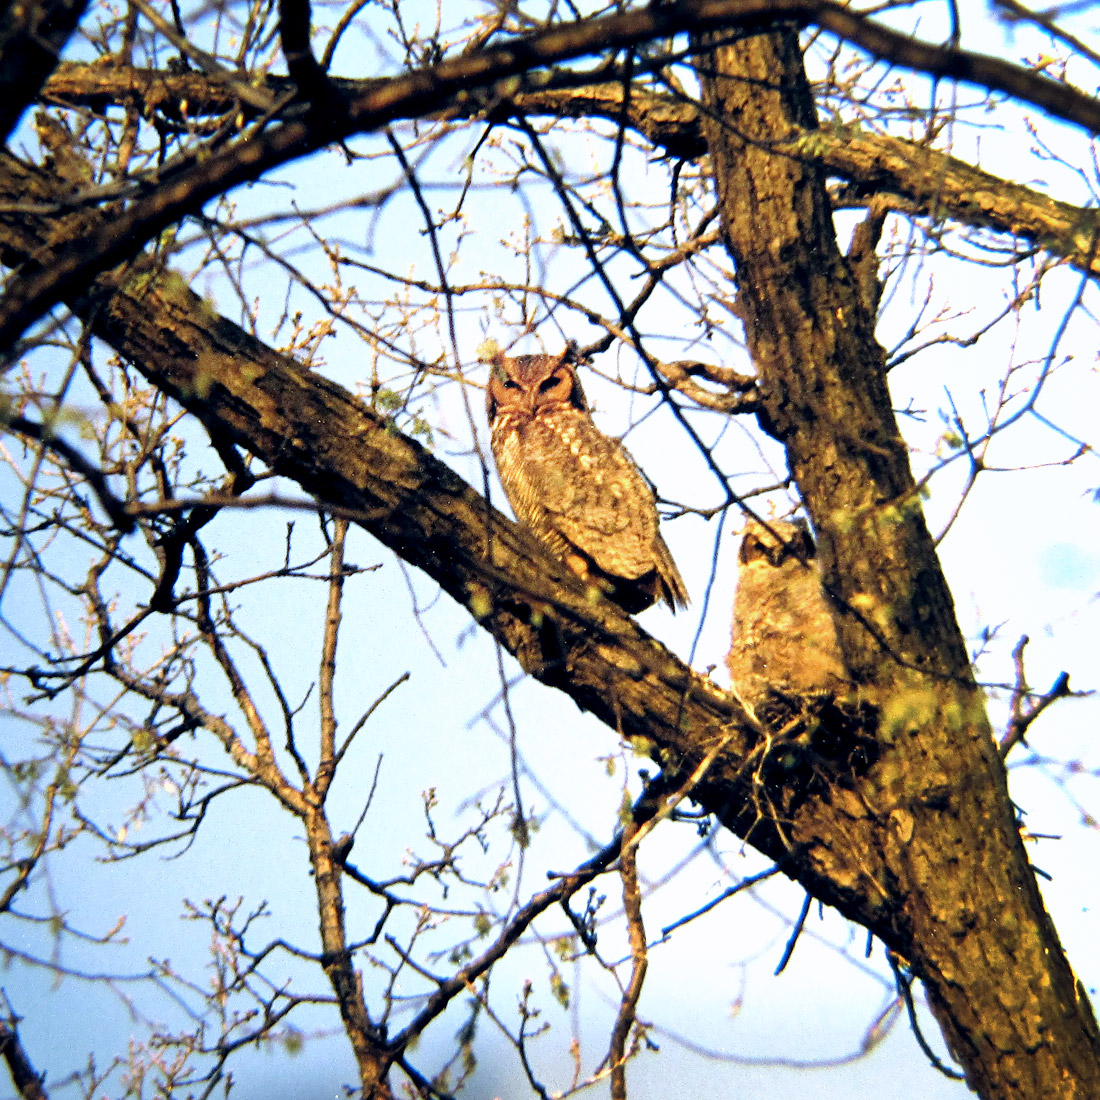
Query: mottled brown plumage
485 348 688 614
726 519 848 709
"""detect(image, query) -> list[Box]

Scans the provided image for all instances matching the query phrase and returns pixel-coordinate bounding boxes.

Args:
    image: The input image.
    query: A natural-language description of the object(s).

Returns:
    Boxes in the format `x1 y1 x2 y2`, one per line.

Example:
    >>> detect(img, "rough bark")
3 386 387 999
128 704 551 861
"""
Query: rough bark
694 26 1100 1099
0 0 89 144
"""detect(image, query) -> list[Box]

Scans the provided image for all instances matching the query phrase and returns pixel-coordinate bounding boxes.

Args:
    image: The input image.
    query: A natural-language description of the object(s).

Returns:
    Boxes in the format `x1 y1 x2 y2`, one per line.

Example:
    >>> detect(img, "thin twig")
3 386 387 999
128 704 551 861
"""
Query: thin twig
888 953 966 1080
5 414 134 533
659 863 781 939
315 517 348 794
609 807 648 1099
999 635 1073 759
774 891 811 975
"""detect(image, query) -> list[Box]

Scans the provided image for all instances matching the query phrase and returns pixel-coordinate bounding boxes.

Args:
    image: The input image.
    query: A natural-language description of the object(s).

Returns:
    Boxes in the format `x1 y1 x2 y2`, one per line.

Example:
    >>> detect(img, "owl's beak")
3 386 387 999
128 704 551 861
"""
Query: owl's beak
522 391 538 417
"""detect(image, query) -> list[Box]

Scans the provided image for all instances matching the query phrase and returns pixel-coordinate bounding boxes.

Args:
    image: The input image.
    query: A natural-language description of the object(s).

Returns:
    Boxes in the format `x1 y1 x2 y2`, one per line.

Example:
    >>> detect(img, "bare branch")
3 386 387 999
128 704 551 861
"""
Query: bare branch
999 635 1074 759
609 809 648 1100
0 1014 48 1100
276 0 329 101
390 777 674 1058
0 0 90 144
316 517 347 794
41 60 1100 281
3 413 134 533
509 83 1100 280
6 0 1100 356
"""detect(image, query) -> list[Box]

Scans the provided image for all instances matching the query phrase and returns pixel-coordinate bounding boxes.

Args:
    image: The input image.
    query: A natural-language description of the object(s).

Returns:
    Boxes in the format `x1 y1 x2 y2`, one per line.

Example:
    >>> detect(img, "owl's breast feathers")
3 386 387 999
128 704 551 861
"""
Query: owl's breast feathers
521 412 658 579
728 526 849 705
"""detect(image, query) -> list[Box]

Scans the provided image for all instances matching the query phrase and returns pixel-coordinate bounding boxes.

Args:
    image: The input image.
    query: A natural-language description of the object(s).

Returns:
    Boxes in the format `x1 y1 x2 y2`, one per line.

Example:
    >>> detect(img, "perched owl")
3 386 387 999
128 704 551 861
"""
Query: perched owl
726 519 848 710
485 347 688 614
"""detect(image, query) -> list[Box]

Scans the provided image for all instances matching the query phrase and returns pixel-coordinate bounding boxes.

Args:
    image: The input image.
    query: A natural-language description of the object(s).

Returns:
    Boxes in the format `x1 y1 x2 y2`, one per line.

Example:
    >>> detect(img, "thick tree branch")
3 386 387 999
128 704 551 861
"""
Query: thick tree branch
6 0 1099 357
0 1018 47 1100
0 0 90 144
40 61 353 119
38 60 1100 290
46 1 1100 137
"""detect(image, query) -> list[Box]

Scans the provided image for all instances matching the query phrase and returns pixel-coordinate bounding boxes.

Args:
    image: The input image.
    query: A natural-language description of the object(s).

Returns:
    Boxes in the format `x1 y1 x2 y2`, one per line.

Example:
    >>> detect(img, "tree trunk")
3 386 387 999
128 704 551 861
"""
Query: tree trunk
694 25 1100 1099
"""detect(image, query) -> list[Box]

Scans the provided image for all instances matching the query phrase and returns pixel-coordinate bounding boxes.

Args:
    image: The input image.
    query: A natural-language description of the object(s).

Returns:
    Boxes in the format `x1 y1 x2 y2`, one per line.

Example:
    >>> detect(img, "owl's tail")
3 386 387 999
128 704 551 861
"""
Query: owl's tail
654 533 690 612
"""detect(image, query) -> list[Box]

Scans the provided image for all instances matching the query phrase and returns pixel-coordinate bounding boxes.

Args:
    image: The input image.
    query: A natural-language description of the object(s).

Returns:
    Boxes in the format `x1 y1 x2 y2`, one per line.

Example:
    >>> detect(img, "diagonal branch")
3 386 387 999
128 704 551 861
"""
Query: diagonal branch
0 1016 47 1100
6 0 1100 357
506 82 1100 280
3 412 135 532
42 61 1100 280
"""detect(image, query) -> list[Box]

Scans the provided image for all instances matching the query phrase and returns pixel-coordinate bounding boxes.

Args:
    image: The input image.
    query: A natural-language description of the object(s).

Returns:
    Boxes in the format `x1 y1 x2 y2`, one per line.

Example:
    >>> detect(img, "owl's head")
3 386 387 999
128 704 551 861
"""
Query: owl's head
739 518 816 567
485 345 588 423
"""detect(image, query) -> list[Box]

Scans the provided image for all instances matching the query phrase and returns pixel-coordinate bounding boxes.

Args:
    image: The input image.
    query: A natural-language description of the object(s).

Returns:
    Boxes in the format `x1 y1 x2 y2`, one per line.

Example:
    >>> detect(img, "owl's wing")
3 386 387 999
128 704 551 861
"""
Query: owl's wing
520 419 658 580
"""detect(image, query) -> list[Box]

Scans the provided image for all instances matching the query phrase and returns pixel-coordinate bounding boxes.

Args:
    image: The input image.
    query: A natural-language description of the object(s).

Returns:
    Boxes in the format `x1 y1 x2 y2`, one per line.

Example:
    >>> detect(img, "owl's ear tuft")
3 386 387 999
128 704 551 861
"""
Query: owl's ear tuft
550 346 589 410
739 529 766 565
485 353 510 418
477 337 501 361
790 519 816 560
560 340 589 367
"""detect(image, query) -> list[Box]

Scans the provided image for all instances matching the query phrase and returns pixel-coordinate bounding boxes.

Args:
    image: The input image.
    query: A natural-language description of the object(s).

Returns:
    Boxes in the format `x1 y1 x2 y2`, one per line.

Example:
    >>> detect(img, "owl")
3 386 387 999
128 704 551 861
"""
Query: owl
485 347 688 614
726 519 848 711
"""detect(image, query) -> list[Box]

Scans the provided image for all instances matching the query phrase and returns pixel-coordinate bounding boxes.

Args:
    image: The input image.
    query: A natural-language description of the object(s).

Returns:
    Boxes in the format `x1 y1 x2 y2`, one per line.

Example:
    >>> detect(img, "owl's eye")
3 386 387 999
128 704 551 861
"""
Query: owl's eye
539 373 564 392
502 378 521 389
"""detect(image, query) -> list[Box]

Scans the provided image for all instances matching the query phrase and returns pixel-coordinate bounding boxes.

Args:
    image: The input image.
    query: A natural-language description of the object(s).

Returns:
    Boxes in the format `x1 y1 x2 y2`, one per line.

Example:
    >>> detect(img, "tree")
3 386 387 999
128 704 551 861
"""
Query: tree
1 1 1099 1098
